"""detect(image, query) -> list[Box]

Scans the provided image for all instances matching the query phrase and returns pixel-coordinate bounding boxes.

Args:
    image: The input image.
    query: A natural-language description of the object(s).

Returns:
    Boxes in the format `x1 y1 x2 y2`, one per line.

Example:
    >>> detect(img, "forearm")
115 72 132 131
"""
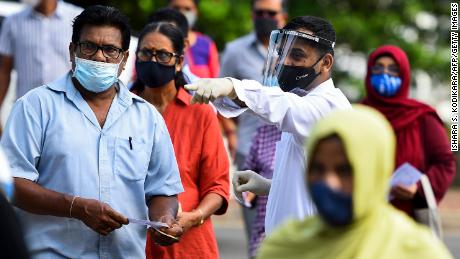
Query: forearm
0 73 11 109
13 177 73 217
148 195 179 221
225 78 319 137
196 193 224 219
218 115 236 135
0 55 13 107
0 77 10 108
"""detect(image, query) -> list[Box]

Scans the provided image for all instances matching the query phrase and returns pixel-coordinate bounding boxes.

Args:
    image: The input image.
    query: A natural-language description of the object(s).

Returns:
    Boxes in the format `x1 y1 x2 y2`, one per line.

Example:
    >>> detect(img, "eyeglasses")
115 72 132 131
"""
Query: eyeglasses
77 42 124 60
137 48 180 64
371 65 400 76
253 9 279 18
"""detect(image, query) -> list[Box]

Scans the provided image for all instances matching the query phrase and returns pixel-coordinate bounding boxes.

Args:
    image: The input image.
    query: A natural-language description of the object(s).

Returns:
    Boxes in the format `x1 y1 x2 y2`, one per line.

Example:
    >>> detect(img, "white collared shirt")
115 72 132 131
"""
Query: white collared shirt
214 78 351 233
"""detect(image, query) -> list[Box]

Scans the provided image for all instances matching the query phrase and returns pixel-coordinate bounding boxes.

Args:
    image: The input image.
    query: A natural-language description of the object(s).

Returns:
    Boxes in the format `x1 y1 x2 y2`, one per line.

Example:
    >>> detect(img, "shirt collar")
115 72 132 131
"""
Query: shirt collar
310 78 335 94
54 1 66 18
175 87 191 106
46 72 145 105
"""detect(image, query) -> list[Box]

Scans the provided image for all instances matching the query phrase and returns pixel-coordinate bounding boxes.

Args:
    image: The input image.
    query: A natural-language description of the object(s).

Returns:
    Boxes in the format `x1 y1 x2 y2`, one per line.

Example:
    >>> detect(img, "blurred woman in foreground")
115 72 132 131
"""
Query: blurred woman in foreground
258 105 452 259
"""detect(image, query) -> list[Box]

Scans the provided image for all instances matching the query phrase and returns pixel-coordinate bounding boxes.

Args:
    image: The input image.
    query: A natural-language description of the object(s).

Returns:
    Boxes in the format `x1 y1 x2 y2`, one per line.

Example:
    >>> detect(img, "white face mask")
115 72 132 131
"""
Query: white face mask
182 10 197 28
21 0 41 7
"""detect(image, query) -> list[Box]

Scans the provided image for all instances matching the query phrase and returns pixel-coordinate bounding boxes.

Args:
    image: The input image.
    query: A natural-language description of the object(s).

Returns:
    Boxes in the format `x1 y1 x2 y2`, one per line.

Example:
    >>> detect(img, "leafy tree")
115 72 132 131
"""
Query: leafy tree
72 0 451 98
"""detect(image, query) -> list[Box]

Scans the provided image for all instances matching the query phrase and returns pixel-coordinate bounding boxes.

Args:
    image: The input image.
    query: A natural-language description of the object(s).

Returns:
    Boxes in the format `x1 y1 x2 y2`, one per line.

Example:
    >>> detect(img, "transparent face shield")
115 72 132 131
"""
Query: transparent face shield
262 30 335 93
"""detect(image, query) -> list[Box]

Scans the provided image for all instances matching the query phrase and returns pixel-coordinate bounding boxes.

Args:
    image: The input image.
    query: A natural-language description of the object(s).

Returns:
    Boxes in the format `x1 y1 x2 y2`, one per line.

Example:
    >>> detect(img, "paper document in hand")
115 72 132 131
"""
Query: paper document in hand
128 218 169 230
390 162 422 187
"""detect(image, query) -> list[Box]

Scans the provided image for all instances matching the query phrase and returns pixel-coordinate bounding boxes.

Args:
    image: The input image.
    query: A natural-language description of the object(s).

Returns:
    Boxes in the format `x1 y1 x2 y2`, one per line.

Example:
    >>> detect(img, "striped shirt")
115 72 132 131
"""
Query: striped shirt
0 1 82 99
242 124 281 258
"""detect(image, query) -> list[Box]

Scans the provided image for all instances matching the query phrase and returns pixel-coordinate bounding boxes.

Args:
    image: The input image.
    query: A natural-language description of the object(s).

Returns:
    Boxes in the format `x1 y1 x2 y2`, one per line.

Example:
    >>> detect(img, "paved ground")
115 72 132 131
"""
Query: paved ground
213 189 460 258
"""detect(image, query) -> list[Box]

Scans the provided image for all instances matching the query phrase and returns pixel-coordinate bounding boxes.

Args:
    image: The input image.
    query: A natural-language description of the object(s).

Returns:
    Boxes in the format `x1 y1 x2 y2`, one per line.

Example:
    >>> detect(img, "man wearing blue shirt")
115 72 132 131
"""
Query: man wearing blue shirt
1 5 183 258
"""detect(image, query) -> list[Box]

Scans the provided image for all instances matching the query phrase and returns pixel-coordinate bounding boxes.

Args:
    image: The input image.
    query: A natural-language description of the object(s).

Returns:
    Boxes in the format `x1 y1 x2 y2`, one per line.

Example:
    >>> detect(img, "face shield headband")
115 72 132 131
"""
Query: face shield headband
262 29 335 93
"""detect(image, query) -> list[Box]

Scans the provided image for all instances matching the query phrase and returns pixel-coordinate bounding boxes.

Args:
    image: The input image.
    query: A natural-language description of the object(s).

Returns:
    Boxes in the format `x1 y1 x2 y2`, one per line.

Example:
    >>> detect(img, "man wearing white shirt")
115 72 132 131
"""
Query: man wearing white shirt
186 16 351 234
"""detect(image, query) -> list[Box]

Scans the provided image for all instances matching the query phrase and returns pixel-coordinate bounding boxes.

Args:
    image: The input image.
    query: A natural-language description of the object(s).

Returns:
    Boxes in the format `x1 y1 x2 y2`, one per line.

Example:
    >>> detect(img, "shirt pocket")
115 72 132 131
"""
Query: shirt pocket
114 137 150 181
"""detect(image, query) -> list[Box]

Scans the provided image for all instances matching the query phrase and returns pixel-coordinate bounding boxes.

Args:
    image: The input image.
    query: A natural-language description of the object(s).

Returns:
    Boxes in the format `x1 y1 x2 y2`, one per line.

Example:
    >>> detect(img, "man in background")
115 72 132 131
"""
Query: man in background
0 0 82 134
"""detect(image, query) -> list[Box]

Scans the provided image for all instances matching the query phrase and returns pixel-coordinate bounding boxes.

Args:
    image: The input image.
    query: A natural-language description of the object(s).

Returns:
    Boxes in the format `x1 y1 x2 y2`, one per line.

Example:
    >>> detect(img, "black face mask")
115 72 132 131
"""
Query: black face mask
254 17 278 41
277 56 324 93
135 60 176 88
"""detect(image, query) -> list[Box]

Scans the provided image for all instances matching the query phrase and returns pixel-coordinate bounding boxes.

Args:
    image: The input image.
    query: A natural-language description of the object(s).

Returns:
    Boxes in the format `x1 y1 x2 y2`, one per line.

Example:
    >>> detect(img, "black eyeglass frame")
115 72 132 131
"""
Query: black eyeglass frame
136 48 182 64
77 41 124 60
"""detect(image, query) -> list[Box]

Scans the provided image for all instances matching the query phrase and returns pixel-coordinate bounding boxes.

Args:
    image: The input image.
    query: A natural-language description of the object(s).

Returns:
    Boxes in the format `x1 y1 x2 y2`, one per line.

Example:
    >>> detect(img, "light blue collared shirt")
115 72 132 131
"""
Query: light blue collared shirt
0 72 183 259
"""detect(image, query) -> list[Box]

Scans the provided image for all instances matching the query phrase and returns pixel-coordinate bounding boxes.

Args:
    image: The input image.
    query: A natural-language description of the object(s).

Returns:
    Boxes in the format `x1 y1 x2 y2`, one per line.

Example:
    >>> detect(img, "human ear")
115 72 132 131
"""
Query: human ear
321 53 334 74
175 56 184 72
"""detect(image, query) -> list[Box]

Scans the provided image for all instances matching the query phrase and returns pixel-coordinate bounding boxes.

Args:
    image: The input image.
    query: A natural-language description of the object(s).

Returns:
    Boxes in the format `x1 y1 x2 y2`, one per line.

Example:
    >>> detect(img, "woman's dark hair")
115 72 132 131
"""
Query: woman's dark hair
148 8 189 37
132 22 187 92
72 5 131 50
283 16 336 57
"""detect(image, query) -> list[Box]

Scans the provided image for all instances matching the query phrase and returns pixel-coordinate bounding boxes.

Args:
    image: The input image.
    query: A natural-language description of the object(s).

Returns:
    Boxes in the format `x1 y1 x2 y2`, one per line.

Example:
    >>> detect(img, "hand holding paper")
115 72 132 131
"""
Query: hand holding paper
389 163 422 200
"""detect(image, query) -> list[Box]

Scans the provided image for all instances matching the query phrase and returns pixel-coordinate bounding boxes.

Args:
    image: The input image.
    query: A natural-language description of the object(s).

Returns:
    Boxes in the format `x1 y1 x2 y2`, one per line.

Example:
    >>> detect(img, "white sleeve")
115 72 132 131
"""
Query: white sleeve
215 78 338 139
212 96 249 118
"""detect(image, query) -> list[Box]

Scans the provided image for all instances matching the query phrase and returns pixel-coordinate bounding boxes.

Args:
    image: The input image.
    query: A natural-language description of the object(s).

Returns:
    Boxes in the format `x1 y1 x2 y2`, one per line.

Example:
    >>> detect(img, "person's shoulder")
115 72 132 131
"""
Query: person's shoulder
190 102 216 119
60 1 84 12
259 218 319 258
16 84 59 111
128 92 161 117
2 6 31 22
195 32 216 44
308 79 352 109
59 1 83 16
223 33 255 52
388 210 453 258
179 90 216 117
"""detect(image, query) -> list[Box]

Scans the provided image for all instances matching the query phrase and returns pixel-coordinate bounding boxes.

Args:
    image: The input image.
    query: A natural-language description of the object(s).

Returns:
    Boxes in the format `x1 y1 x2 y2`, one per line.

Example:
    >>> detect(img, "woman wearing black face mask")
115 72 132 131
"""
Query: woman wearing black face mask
132 22 230 259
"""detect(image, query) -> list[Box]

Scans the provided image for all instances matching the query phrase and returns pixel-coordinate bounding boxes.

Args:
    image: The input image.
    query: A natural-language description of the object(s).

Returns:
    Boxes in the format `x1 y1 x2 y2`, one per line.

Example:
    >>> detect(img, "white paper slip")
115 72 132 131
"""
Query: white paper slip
390 162 423 187
234 191 252 208
128 218 169 230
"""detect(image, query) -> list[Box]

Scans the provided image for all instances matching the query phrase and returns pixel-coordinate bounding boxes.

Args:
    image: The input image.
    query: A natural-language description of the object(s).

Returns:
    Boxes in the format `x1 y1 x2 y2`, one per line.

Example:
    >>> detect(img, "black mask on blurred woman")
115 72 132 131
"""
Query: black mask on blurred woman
136 60 176 88
254 17 278 40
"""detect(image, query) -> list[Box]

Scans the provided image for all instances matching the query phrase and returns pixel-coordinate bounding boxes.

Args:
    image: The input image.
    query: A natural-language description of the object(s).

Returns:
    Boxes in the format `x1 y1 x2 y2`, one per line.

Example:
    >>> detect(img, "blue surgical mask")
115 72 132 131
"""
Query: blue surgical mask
310 181 353 226
73 57 121 93
370 73 402 97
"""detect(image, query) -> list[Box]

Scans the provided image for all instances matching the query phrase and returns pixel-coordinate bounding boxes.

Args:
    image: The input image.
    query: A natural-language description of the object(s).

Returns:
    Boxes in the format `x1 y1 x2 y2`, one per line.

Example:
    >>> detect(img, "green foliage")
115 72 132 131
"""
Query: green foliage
287 0 450 81
103 0 451 93
195 0 252 48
